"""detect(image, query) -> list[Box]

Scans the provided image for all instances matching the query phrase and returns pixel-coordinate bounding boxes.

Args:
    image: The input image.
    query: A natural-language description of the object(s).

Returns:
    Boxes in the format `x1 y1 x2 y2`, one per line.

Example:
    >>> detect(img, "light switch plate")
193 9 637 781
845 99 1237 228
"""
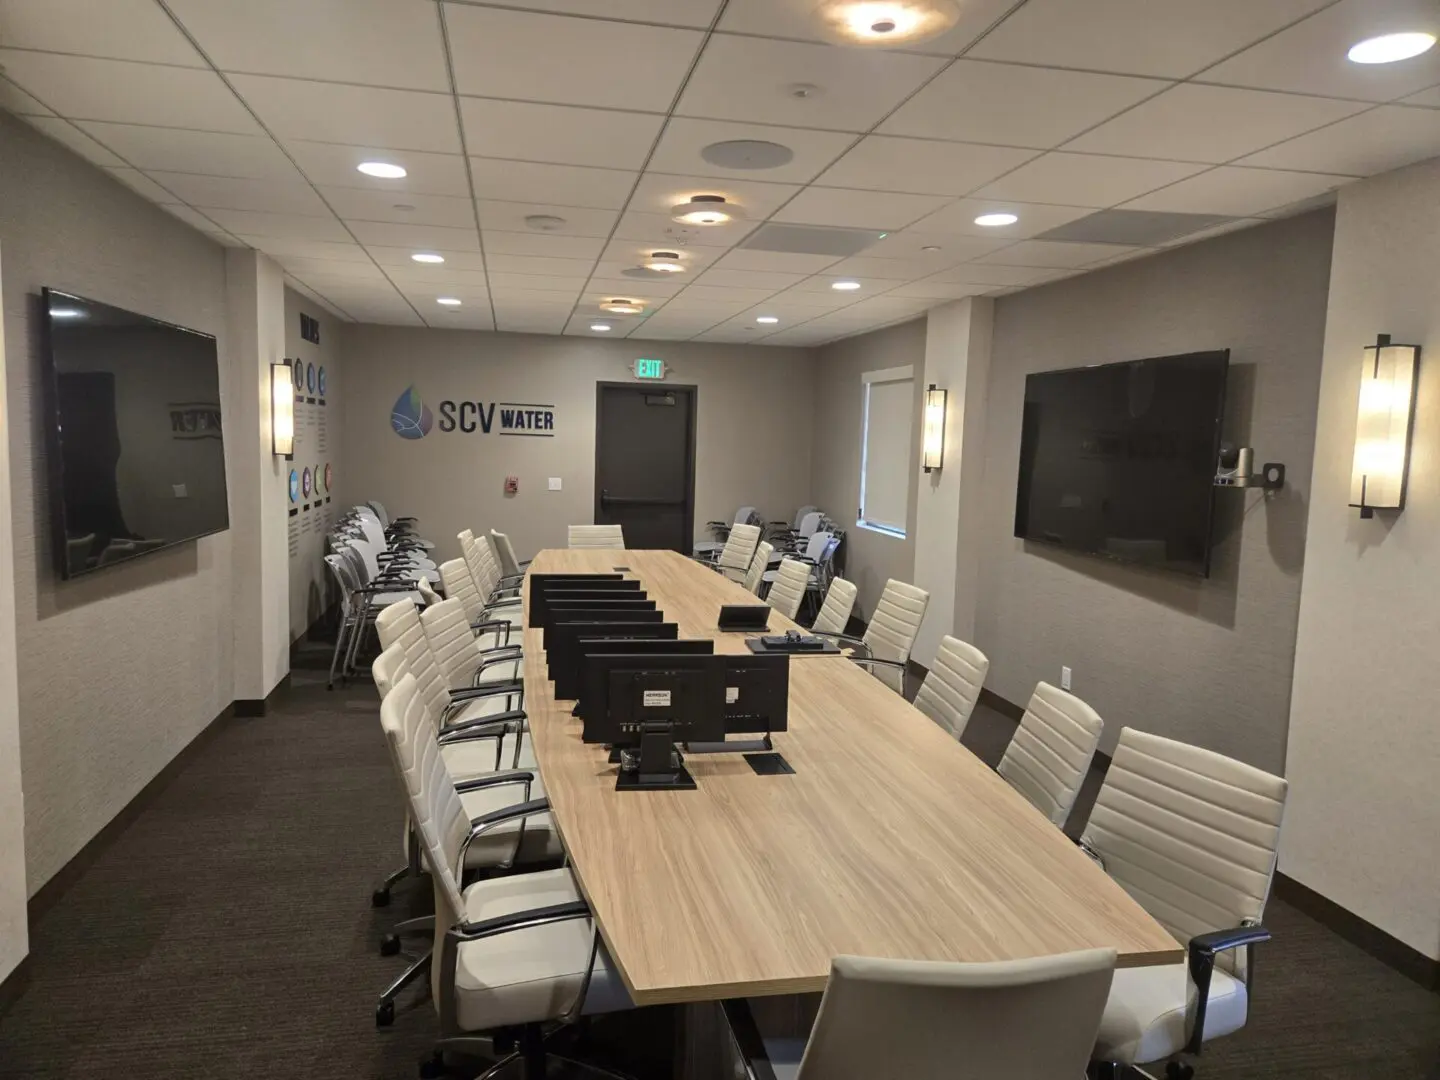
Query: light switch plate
548 477 562 491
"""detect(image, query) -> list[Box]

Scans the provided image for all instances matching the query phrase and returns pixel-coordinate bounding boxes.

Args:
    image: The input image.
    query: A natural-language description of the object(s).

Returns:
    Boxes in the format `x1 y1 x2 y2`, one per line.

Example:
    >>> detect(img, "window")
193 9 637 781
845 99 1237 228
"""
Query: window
858 365 914 537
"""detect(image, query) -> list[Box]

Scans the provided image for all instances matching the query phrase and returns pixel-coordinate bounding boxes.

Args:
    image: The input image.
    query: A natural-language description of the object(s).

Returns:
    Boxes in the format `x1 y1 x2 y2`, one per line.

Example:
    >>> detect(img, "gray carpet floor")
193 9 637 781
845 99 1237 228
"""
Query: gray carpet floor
0 652 1436 1079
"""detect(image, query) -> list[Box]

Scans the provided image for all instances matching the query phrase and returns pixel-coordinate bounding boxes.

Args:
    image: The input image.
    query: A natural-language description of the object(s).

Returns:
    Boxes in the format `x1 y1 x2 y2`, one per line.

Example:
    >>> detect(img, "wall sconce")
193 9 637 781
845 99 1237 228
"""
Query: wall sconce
922 384 948 473
271 361 295 458
1350 333 1419 518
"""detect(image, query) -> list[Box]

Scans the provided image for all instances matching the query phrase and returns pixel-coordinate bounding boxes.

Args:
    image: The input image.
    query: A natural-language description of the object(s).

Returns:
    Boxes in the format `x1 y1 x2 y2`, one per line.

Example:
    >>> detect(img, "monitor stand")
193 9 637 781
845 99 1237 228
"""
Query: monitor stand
616 725 696 791
684 731 773 755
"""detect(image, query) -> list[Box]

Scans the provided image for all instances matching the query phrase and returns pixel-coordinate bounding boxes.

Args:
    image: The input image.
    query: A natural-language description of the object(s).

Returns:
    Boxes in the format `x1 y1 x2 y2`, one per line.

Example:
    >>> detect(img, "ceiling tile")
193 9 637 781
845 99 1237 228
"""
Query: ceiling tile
468 158 636 209
1066 84 1367 163
772 187 950 230
23 116 126 166
600 239 724 271
425 308 495 331
751 289 858 312
628 172 800 219
490 286 580 303
648 118 853 183
347 219 481 250
0 51 260 132
587 276 687 300
229 76 460 153
928 263 1059 286
972 152 1206 207
471 2 722 27
367 245 487 270
460 98 663 169
165 0 449 91
814 136 1038 196
233 236 371 262
1402 85 1440 107
0 0 206 65
1237 105 1440 175
1154 217 1265 246
495 312 569 334
154 172 331 215
908 198 1096 239
613 209 755 247
787 275 903 294
1199 0 1440 102
202 208 349 242
475 200 618 238
75 122 303 179
691 268 806 290
886 279 988 300
485 254 594 278
970 0 1331 78
677 34 943 132
387 265 492 287
565 315 639 337
286 141 471 196
718 0 1017 56
159 203 231 235
867 231 1010 262
103 166 177 202
323 187 475 227
484 231 606 260
978 239 1140 268
402 287 490 310
880 61 1167 150
711 249 844 273
1122 165 1354 216
818 254 945 280
0 74 51 115
277 257 389 282
446 6 701 111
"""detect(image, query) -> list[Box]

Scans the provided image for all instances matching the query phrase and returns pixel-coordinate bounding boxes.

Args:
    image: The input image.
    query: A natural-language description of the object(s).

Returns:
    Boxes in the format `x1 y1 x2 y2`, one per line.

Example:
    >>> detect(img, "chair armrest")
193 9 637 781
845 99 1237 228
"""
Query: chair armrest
850 656 906 670
444 683 524 718
438 710 526 742
1184 923 1271 1055
470 618 513 644
454 769 533 794
1076 836 1105 869
454 899 589 940
721 999 782 1080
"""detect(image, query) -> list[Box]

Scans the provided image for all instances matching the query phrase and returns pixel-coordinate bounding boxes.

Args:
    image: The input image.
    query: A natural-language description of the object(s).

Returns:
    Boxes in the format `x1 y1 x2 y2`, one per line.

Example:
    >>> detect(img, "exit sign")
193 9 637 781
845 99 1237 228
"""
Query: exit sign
634 358 666 380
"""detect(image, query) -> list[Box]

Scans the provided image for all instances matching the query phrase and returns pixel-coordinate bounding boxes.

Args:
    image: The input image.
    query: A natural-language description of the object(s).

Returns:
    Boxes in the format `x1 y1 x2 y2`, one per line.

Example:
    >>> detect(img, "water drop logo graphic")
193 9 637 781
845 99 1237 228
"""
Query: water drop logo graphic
391 385 434 440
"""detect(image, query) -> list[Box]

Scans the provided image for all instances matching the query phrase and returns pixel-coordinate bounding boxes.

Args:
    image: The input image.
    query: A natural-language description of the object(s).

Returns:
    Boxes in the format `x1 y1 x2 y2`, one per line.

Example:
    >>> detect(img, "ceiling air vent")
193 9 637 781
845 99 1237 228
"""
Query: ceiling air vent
1037 210 1237 247
740 224 881 258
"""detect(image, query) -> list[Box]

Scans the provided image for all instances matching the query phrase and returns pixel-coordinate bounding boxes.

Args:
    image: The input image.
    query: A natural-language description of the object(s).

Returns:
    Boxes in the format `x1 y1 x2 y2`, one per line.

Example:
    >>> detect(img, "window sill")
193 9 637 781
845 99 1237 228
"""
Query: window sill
856 520 907 540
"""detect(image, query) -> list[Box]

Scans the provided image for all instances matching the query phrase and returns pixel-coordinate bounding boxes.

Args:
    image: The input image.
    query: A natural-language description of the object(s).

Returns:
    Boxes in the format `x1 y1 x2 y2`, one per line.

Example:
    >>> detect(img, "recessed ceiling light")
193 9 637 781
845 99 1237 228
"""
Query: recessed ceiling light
393 203 416 212
671 195 741 226
601 299 644 315
411 252 445 264
590 323 612 332
524 214 567 232
1347 31 1436 64
921 245 942 252
357 161 406 179
756 316 780 324
814 0 960 46
831 280 862 291
437 297 462 306
645 251 685 273
975 212 1019 227
701 139 795 170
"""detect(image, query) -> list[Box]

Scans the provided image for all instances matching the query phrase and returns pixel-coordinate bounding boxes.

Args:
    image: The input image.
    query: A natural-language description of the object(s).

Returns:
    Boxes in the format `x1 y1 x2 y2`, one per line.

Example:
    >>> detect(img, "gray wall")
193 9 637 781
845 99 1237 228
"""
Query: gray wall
0 110 234 890
811 319 926 618
340 326 817 565
976 210 1335 771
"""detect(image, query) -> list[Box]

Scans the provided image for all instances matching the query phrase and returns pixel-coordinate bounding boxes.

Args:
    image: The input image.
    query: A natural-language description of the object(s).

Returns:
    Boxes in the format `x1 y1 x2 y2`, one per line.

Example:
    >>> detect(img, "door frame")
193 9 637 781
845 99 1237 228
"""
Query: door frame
593 381 698 552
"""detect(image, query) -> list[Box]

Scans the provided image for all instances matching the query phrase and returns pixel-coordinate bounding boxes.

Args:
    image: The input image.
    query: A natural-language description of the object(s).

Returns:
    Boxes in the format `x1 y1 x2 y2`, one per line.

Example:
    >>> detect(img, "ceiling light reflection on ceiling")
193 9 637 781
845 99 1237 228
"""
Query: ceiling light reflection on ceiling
437 297 462 306
756 316 780 324
590 323 612 332
831 280 862 291
671 195 739 226
411 252 445 264
974 212 1019 227
645 251 685 273
814 0 960 46
601 299 644 315
1347 32 1436 64
356 161 406 179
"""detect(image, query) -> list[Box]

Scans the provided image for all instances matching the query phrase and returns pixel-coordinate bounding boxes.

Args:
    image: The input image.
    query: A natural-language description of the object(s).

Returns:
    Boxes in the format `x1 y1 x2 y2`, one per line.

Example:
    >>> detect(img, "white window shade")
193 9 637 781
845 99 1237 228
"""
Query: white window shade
860 367 914 535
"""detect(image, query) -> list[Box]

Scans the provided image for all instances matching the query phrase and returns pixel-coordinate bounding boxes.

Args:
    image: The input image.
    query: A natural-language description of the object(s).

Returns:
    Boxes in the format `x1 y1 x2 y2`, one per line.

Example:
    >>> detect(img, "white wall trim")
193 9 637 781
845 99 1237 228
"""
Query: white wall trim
860 364 914 384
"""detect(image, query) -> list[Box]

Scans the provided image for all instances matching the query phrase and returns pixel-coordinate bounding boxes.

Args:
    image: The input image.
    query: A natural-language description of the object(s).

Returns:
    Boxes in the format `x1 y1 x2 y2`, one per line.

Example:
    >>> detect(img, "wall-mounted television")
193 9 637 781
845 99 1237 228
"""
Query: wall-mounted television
1013 350 1229 578
40 289 230 579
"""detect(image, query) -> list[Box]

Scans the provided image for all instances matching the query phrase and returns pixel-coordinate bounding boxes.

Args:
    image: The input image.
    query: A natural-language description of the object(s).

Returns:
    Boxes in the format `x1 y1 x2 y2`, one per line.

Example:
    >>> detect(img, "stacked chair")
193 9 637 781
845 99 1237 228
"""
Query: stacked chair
697 506 761 556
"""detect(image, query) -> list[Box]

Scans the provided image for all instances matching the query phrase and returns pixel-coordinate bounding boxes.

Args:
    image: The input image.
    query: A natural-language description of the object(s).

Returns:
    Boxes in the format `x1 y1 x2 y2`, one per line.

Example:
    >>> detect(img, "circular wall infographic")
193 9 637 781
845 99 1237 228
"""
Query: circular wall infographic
288 469 299 502
306 362 316 393
301 467 312 498
324 463 333 492
317 366 327 395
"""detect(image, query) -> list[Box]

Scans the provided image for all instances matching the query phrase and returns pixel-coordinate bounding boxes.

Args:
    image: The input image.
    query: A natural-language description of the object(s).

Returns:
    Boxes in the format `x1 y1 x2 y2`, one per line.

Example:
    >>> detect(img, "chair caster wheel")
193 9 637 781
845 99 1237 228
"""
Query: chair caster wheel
372 888 391 908
419 1051 445 1078
380 934 401 956
376 1000 395 1028
1165 1063 1195 1080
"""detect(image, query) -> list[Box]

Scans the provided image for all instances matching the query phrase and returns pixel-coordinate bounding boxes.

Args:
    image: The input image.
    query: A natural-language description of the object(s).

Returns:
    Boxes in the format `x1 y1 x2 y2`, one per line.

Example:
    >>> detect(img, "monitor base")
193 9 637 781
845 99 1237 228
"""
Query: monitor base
616 764 696 791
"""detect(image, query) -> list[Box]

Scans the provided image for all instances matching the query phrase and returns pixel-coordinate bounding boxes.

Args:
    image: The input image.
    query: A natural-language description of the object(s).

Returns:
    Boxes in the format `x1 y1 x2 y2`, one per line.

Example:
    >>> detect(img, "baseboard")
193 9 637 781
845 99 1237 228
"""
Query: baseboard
978 687 1025 722
1273 872 1440 993
0 955 30 1019
234 672 291 718
27 701 235 924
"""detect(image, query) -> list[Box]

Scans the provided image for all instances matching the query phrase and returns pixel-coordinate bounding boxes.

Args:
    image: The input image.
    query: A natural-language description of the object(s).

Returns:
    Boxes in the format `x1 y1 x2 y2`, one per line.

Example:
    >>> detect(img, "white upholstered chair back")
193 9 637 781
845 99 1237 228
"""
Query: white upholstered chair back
420 597 487 691
862 580 930 693
375 600 451 725
416 576 441 606
792 505 818 529
998 682 1103 827
767 557 810 620
790 950 1116 1080
460 532 499 597
490 529 523 578
812 578 857 635
372 640 408 698
439 558 483 624
568 524 625 549
1081 728 1287 978
743 541 773 595
716 522 761 580
797 511 823 540
912 636 989 741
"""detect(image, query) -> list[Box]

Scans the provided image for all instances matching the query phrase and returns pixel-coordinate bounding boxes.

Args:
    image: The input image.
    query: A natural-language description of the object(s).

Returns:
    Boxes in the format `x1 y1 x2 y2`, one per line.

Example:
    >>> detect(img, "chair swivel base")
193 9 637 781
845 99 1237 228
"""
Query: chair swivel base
421 1023 635 1080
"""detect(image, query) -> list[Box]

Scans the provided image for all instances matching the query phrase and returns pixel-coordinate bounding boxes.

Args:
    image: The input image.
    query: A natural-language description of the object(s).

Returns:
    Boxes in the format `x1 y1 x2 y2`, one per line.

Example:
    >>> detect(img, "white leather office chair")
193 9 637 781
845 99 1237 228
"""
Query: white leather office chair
567 524 625 549
422 596 523 688
766 557 811 621
812 577 857 636
490 529 529 579
460 532 524 623
997 682 1103 828
708 522 761 583
379 673 630 1080
816 579 929 694
912 635 990 741
697 505 758 556
725 949 1116 1080
1085 728 1288 1080
743 541 774 595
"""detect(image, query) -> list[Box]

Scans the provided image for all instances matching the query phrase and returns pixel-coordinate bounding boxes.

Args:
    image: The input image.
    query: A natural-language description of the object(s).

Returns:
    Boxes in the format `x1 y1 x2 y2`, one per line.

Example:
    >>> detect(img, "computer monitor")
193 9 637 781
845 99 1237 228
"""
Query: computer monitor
576 640 715 722
583 654 727 791
545 617 674 691
528 575 640 627
542 603 660 654
721 655 790 736
531 589 650 631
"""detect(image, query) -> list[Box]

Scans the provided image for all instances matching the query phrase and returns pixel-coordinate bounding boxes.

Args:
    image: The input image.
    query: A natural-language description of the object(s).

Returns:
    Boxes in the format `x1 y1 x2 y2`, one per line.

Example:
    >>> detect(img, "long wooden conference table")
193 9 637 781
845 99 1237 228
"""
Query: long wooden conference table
522 548 1180 1014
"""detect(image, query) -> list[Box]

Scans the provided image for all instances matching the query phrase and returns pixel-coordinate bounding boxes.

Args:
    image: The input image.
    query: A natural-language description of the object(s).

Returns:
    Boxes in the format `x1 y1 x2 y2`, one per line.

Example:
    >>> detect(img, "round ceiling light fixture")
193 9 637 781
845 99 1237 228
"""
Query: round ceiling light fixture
813 0 960 47
601 298 644 315
671 195 740 226
700 139 795 171
590 323 613 332
524 214 568 232
436 297 462 306
1347 31 1436 64
645 251 685 273
831 280 862 291
356 161 407 178
974 212 1019 227
411 252 445 264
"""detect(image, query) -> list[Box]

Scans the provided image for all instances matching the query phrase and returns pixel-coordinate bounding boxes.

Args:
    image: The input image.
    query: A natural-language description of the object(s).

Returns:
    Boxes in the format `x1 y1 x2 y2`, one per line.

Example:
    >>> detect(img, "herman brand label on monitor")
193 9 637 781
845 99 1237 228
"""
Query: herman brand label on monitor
390 384 556 440
642 690 672 708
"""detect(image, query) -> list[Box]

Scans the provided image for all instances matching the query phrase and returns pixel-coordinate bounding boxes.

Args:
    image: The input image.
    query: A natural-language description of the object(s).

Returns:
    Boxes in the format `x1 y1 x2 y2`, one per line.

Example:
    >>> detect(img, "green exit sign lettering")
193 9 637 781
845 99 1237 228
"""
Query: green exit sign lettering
634 358 666 380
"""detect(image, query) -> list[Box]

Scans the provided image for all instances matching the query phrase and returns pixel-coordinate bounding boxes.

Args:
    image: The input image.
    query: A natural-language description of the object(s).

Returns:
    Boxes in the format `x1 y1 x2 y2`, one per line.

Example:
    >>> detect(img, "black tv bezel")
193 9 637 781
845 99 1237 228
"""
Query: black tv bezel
39 288 230 580
1013 349 1230 579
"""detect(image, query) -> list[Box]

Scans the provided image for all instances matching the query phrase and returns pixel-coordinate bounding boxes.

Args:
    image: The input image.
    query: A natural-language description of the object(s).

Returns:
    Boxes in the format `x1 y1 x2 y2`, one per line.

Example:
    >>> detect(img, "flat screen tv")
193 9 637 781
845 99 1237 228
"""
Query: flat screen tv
1013 350 1229 578
40 289 230 579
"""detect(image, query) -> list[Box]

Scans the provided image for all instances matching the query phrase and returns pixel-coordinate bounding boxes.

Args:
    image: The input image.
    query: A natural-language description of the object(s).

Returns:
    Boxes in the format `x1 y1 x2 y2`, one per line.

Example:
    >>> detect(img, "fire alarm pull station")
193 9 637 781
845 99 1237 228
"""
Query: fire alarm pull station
504 476 519 494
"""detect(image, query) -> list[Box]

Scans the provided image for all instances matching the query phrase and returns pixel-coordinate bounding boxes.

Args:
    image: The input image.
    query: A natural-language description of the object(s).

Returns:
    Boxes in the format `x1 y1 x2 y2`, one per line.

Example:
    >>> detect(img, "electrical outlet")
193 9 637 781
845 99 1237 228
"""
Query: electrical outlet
1061 666 1072 691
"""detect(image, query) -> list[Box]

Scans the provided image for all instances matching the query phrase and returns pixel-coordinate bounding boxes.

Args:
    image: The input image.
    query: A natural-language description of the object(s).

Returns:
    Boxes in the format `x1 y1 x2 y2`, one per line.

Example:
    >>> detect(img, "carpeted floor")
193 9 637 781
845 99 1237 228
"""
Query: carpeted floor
0 650 1436 1079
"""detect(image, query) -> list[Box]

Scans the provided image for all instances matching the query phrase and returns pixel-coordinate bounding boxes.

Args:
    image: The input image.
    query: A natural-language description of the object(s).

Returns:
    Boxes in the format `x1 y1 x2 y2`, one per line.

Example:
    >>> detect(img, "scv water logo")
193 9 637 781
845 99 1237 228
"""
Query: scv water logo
390 385 434 440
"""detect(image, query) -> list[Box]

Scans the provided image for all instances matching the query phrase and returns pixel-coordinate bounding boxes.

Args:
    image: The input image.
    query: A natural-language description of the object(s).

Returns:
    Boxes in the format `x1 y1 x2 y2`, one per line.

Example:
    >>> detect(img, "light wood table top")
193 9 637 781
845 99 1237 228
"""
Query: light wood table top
523 548 1181 1005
